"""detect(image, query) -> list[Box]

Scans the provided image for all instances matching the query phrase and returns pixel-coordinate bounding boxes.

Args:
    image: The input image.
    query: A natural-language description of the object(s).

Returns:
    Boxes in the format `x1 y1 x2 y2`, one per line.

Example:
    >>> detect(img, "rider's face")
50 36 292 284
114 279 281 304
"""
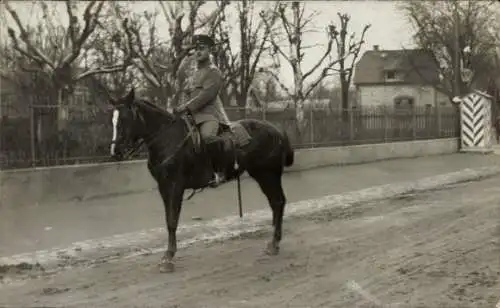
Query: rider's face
195 45 210 62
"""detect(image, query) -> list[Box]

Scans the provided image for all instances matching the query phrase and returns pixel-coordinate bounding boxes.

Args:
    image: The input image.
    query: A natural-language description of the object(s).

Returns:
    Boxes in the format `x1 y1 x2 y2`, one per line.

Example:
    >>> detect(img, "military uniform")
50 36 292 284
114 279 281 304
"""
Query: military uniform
182 64 230 136
176 34 233 187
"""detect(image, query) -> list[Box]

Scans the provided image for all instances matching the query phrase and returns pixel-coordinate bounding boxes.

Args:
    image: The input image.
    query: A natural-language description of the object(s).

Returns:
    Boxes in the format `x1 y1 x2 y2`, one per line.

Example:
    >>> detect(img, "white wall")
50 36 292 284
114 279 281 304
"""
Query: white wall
357 84 449 107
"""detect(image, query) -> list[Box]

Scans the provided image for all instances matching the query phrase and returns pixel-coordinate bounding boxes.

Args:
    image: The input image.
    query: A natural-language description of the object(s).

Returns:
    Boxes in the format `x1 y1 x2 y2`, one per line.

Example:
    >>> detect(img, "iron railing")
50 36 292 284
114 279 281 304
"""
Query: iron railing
0 103 459 169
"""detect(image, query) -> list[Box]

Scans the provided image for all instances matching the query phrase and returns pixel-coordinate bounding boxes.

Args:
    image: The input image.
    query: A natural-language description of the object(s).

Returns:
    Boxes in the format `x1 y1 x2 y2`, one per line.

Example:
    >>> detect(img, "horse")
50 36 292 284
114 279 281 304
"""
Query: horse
109 88 295 272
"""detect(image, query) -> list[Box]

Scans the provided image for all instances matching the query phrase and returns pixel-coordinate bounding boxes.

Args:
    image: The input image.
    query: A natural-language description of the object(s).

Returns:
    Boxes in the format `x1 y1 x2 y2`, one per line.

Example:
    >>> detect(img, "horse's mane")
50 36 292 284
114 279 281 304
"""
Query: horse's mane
134 98 174 119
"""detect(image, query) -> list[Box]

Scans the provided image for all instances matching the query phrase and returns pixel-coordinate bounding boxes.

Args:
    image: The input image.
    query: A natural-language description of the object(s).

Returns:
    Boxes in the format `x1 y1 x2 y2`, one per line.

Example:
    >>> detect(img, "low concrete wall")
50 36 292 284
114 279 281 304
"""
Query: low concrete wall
288 138 459 171
1 138 459 207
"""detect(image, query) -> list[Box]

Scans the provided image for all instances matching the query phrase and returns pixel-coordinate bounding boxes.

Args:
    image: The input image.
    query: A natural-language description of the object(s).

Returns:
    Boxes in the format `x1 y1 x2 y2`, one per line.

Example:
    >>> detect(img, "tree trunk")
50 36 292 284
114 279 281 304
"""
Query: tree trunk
235 92 247 119
57 88 68 132
38 105 59 166
292 97 307 145
51 83 73 164
340 78 350 144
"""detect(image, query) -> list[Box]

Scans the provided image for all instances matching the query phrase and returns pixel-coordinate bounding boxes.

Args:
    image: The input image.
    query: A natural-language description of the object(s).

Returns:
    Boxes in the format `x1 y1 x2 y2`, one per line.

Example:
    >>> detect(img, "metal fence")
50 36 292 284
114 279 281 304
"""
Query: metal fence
0 103 459 170
226 105 459 149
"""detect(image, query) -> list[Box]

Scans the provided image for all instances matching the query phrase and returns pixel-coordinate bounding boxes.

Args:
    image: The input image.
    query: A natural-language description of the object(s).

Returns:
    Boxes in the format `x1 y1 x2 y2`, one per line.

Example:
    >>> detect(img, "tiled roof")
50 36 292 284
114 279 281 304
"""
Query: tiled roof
353 48 441 85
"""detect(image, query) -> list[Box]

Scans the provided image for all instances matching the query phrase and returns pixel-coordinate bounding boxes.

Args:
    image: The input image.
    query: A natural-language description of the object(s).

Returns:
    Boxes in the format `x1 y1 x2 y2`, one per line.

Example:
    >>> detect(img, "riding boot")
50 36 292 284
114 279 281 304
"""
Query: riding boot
204 135 234 188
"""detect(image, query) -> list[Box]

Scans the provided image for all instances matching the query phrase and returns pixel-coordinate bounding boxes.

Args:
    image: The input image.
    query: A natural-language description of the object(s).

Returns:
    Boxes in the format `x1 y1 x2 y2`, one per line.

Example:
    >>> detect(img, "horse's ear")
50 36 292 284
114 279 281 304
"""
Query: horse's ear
125 88 135 105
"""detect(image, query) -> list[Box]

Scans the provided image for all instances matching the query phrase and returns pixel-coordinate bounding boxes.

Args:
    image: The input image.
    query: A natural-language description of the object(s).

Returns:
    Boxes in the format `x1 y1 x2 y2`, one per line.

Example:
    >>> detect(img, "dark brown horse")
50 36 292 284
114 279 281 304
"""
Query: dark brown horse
109 89 294 272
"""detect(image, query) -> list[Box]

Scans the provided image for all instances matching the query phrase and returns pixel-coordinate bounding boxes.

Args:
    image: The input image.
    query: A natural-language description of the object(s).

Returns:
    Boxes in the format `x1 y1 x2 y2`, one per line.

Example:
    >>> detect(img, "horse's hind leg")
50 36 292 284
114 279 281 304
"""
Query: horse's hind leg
158 181 183 273
248 168 286 255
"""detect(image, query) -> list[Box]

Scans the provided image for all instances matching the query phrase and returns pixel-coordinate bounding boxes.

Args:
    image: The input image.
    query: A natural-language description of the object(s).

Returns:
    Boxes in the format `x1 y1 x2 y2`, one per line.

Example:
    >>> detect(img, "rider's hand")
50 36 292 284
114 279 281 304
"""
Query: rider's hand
174 105 187 114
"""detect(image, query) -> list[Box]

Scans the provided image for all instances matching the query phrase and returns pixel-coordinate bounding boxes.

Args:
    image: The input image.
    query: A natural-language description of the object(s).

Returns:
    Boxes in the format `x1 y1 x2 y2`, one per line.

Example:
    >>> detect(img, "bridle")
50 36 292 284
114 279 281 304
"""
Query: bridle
112 103 195 170
111 103 146 160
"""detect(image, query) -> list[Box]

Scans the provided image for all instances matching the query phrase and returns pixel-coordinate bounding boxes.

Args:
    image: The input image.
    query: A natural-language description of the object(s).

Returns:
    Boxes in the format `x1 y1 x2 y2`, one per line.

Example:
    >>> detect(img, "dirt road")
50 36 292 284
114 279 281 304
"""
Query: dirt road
3 153 500 257
1 176 499 307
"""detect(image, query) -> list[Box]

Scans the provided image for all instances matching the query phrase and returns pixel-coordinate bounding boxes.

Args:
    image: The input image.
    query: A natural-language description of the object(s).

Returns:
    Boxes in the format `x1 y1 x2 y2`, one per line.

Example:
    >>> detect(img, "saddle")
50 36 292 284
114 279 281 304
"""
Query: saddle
180 113 251 155
179 113 252 189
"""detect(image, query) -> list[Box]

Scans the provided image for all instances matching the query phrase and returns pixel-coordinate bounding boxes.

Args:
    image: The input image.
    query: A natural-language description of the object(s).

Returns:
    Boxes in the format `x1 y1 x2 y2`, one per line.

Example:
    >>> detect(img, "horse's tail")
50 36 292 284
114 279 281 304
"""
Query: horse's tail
282 130 295 167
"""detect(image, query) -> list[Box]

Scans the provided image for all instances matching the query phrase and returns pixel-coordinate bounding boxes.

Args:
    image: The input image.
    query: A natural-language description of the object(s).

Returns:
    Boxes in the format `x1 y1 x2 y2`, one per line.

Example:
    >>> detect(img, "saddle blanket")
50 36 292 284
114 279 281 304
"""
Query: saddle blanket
228 122 251 147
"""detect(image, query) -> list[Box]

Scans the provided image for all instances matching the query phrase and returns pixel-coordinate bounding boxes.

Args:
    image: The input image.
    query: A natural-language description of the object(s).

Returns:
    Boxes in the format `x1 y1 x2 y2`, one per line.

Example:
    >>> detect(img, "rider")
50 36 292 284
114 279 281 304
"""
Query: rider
175 33 233 188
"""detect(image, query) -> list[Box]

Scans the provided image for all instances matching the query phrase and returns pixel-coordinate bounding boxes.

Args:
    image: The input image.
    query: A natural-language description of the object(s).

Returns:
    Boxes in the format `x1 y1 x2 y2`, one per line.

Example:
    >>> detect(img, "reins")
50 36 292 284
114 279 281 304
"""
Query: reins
119 109 194 170
152 117 196 171
115 103 202 201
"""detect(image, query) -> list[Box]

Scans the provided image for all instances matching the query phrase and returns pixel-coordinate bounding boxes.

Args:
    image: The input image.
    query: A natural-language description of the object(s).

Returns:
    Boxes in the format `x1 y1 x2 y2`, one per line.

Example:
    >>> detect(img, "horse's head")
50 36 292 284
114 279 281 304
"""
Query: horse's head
109 88 144 161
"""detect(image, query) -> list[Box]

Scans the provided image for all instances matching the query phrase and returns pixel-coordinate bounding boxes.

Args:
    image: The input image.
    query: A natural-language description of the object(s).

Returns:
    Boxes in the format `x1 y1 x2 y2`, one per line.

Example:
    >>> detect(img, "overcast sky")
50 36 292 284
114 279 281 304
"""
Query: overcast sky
1 1 417 88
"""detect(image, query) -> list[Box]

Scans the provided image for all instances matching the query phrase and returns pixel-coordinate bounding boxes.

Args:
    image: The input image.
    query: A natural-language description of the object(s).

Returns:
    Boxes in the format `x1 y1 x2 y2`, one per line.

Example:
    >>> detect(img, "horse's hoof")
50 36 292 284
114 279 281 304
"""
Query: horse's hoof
159 261 175 273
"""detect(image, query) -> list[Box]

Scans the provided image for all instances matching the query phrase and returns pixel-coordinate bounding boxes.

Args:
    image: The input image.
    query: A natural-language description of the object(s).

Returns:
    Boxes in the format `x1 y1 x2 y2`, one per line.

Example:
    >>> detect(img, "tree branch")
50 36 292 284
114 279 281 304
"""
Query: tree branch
249 2 279 82
346 24 370 85
4 0 56 69
259 69 292 97
6 29 45 67
75 63 130 81
304 68 330 98
65 0 79 47
261 7 292 64
301 30 334 82
62 0 104 66
121 17 162 88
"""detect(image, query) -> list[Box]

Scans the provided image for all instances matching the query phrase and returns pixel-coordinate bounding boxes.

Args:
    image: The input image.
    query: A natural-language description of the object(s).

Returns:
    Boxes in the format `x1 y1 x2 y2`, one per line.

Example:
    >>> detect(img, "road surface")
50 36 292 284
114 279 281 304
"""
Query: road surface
2 153 500 257
1 172 499 307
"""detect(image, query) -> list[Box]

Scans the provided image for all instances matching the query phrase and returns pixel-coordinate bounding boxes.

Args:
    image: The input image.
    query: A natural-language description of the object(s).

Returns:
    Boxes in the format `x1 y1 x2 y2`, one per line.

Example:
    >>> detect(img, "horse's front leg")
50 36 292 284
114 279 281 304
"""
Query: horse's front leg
157 180 184 273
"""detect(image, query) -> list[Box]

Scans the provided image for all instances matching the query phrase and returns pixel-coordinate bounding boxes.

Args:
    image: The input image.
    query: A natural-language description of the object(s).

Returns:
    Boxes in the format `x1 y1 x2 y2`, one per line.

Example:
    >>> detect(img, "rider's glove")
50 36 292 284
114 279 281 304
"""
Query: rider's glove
174 105 187 114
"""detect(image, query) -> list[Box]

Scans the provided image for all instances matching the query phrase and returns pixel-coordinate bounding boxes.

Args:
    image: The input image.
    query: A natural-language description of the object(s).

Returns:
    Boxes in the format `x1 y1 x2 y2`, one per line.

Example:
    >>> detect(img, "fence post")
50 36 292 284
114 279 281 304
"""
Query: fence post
412 107 417 140
309 106 314 147
30 101 36 167
384 106 389 142
436 105 442 138
349 106 354 142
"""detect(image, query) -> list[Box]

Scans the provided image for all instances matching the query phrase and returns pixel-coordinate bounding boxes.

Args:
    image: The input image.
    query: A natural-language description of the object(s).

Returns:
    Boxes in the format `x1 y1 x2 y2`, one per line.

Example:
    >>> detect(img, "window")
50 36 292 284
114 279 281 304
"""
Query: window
386 70 396 80
394 96 415 110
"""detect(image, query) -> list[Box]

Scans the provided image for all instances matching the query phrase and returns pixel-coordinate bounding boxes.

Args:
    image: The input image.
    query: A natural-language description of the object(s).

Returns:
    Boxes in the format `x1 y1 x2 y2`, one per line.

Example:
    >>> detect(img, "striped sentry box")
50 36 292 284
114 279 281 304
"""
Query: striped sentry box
453 90 494 153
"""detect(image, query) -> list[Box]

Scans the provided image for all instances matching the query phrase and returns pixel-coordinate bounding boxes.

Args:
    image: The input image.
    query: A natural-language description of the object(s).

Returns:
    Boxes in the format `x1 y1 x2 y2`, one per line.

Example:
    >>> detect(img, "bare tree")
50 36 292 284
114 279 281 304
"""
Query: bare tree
206 6 236 105
84 5 140 100
114 0 228 109
261 2 348 132
3 0 132 130
399 0 500 97
250 74 284 105
308 80 331 100
2 1 136 163
329 13 369 112
210 0 279 110
0 41 53 117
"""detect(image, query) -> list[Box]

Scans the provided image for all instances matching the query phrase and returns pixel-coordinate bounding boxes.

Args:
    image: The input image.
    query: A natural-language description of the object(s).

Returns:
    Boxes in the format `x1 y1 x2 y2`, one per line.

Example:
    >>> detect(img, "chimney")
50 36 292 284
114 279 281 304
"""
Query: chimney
373 45 380 51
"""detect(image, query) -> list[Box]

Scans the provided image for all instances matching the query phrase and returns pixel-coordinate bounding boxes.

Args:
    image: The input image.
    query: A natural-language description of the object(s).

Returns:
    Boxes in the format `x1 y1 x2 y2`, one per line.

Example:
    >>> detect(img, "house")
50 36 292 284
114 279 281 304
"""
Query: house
353 45 449 109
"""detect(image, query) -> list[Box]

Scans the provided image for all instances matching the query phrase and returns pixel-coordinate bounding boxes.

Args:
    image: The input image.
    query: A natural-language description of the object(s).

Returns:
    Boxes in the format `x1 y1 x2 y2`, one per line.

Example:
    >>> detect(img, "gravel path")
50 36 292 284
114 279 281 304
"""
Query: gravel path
1 175 499 307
